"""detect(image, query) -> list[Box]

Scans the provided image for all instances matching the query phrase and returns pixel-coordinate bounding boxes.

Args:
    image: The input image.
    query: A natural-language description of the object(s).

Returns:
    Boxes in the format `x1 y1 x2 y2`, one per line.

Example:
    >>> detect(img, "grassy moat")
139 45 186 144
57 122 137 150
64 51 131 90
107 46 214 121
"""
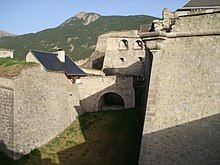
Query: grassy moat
0 108 143 165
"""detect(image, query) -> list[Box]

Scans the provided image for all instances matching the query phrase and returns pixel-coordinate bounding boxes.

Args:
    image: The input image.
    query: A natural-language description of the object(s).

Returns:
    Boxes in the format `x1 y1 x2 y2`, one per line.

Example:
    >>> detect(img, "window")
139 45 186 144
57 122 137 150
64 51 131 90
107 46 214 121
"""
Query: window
120 58 124 62
119 39 129 50
133 40 143 50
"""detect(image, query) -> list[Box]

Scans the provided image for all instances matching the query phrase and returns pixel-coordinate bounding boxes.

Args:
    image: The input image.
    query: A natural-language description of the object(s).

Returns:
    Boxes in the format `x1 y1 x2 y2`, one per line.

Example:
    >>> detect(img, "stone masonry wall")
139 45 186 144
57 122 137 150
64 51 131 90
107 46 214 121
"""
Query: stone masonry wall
0 65 135 158
139 35 220 164
82 30 145 71
78 76 135 112
172 12 220 32
102 34 145 76
0 80 14 156
12 66 81 155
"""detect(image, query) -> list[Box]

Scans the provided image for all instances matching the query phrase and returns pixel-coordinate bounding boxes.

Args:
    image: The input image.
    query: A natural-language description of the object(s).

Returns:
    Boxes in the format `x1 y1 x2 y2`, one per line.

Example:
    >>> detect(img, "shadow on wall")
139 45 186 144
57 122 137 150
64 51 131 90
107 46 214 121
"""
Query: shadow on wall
0 68 138 164
98 92 125 110
81 51 105 69
0 49 150 164
140 113 220 165
92 56 105 70
0 140 24 163
102 57 146 77
0 148 57 165
2 114 220 164
140 49 153 118
75 76 134 114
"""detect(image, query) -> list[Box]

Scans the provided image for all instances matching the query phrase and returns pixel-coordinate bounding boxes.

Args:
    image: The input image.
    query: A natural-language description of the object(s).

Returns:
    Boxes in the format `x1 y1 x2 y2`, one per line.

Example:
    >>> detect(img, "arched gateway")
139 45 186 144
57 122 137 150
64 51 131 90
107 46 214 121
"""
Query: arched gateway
98 92 125 110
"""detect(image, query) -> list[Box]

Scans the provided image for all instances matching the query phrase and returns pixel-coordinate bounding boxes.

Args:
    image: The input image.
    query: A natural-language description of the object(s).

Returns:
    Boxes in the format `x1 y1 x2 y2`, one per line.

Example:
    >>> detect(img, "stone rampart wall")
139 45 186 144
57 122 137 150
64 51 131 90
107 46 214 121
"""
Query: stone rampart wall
0 84 14 156
0 65 135 159
12 66 80 155
172 12 220 32
0 77 14 89
139 35 220 164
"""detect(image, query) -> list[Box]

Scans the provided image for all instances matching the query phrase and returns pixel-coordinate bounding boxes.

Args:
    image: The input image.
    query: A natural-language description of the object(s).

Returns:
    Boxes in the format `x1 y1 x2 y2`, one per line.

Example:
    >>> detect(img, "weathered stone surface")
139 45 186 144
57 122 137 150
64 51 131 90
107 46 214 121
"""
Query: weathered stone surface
102 31 145 76
139 11 220 164
0 65 135 159
0 86 14 157
172 12 220 32
12 66 80 156
78 76 135 112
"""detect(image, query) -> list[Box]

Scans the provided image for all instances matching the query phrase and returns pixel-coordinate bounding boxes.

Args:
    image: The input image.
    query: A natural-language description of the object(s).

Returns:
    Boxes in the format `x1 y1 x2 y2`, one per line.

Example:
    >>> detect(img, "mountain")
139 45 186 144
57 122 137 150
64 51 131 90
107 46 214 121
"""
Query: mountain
0 29 15 38
0 12 158 60
62 12 101 26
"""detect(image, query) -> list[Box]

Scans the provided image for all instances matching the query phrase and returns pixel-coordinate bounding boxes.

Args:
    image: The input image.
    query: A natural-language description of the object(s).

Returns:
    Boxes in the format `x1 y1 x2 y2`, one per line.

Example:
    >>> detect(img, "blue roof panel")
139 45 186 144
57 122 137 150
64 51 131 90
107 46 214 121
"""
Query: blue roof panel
31 50 86 76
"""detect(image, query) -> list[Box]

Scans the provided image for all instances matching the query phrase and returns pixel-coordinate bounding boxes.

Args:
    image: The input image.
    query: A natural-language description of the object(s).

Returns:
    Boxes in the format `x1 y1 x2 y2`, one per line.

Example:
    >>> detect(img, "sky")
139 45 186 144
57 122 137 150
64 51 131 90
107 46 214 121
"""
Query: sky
0 0 189 35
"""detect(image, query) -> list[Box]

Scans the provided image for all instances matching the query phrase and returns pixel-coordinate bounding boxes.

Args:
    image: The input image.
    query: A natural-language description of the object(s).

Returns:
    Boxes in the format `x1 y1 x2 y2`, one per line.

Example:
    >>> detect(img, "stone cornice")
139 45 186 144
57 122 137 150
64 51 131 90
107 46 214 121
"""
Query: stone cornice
139 30 220 40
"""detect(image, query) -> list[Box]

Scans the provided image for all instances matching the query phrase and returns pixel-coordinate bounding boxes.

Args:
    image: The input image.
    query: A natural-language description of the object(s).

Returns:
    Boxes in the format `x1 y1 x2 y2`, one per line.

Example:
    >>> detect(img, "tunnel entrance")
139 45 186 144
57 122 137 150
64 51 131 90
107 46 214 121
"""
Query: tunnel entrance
98 92 125 110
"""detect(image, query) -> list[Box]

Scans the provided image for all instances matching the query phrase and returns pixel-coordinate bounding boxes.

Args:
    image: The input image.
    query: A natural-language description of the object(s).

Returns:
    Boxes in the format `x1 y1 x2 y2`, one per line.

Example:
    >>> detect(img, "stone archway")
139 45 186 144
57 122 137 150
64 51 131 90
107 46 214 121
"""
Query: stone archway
98 92 125 110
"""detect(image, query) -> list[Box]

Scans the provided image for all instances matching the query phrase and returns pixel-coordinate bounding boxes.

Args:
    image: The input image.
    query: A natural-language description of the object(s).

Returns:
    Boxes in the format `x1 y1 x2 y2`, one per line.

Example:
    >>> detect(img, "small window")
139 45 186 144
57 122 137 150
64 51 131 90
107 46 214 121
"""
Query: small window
119 39 128 50
133 40 143 50
139 57 144 65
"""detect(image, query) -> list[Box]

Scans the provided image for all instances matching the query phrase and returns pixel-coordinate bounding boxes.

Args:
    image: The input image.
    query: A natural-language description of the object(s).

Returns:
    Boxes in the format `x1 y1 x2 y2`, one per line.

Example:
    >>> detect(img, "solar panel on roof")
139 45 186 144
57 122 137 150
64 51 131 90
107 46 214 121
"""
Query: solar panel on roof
31 50 86 76
64 56 87 75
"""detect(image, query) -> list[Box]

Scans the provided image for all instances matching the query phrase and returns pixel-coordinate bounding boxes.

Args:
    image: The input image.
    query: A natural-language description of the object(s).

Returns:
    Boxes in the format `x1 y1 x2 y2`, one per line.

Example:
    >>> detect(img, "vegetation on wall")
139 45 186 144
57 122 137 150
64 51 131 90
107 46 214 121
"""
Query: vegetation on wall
0 58 37 77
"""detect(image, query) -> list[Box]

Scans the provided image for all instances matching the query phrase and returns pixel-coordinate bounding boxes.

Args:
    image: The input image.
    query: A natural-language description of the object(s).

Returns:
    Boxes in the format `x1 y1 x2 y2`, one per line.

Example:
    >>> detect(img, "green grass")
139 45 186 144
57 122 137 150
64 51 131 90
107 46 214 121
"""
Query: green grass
0 108 143 165
0 58 37 77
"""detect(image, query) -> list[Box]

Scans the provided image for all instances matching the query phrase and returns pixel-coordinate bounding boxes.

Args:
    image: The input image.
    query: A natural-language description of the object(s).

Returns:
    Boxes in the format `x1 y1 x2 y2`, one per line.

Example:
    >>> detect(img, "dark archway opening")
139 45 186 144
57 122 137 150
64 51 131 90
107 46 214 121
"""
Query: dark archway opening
92 56 104 70
98 92 125 110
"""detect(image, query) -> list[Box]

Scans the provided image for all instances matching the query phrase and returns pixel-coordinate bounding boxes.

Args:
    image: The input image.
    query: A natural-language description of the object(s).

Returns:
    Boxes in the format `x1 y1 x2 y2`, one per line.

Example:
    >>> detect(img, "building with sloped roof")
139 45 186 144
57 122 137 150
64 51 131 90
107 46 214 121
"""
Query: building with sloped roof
176 0 220 16
174 0 220 16
180 0 220 10
0 48 14 58
26 49 86 83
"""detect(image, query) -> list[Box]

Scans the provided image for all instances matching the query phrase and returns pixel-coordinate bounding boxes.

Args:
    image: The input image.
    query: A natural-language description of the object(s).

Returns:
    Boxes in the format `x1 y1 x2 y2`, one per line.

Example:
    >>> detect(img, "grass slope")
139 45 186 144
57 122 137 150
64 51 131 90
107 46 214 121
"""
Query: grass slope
0 108 143 165
0 14 157 61
0 58 37 77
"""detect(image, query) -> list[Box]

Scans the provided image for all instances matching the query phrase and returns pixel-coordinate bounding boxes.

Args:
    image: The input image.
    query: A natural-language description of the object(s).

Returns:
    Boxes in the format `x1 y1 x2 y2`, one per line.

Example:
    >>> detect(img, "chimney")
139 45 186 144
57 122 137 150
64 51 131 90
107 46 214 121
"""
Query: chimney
57 49 65 63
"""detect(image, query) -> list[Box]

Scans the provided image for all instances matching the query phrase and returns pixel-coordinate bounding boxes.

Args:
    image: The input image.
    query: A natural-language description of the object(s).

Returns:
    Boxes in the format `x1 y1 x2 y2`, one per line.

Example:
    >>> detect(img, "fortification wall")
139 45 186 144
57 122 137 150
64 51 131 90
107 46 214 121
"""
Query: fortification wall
12 66 80 156
82 30 143 70
0 64 135 159
78 76 135 112
0 78 14 157
139 35 220 164
172 12 220 32
102 33 145 76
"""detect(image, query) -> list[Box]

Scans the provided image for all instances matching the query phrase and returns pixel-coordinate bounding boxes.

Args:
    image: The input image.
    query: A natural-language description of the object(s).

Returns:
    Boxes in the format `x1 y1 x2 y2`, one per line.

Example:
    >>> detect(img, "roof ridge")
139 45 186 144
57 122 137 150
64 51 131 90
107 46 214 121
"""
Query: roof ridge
30 49 57 55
